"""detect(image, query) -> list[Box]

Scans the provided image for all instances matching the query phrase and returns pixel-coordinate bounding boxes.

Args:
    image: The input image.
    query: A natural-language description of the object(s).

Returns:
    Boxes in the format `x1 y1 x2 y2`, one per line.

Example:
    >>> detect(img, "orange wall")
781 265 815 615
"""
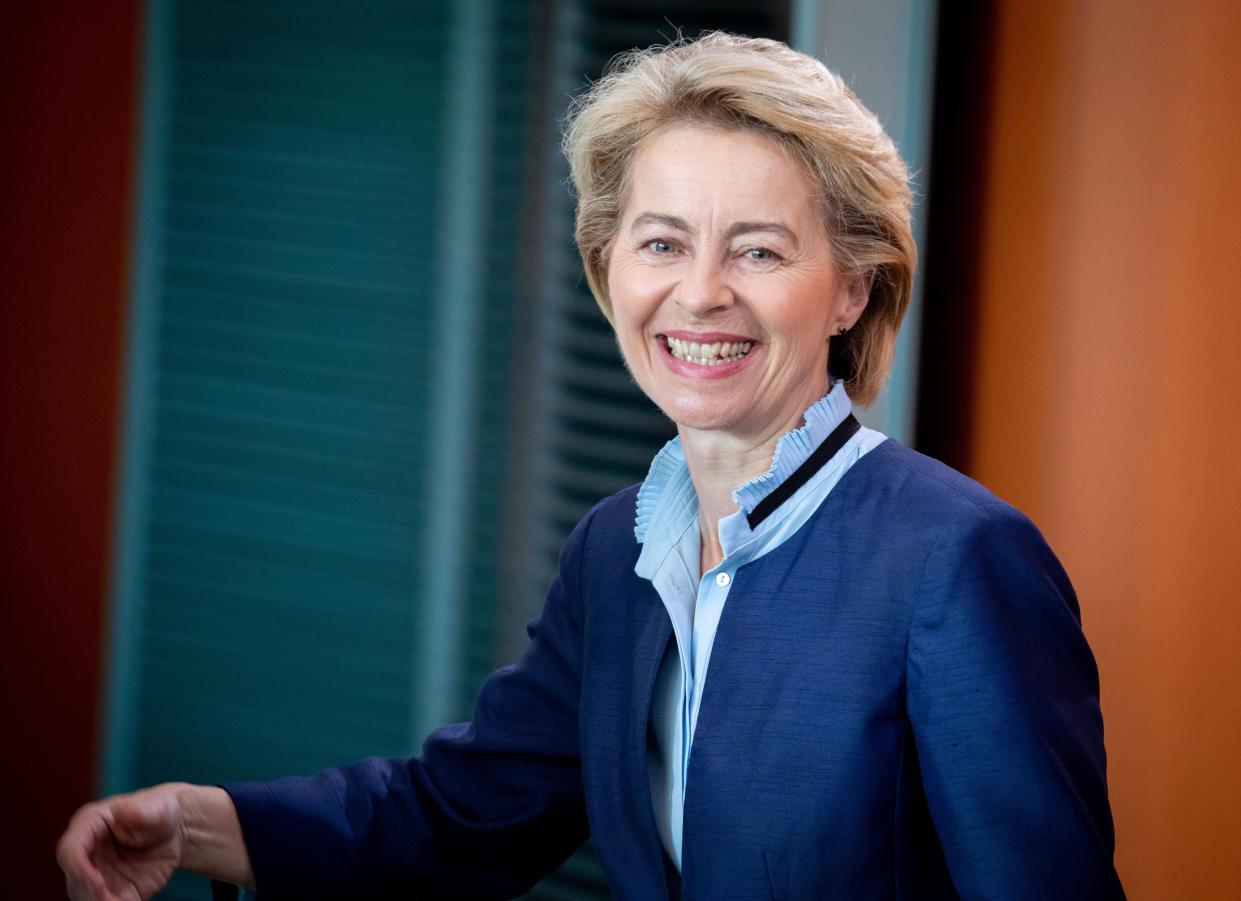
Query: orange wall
0 6 139 894
971 1 1241 896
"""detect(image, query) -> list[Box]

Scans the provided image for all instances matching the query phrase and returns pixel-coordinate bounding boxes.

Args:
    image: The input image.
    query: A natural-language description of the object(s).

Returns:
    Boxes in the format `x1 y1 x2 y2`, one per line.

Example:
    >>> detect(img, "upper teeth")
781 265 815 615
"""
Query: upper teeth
665 337 753 365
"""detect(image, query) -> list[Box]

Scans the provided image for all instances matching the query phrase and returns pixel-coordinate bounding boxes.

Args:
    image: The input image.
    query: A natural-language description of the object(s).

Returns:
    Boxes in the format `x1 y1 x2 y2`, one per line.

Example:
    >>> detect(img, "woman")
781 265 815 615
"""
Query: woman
58 33 1124 900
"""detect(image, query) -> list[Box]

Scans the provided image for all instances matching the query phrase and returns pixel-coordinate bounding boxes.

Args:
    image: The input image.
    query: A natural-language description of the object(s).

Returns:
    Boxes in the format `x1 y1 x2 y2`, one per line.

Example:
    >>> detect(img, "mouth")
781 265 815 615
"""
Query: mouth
659 333 756 367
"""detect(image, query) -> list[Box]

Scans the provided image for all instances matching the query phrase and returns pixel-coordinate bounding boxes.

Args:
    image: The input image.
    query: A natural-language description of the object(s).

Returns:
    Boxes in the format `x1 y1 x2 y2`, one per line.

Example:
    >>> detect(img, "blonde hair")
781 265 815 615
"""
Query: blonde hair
562 32 916 406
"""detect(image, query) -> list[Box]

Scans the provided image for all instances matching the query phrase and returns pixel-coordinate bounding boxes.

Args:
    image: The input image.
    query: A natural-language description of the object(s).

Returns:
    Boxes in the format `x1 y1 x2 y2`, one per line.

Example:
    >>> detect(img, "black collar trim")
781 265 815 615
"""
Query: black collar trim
745 413 861 529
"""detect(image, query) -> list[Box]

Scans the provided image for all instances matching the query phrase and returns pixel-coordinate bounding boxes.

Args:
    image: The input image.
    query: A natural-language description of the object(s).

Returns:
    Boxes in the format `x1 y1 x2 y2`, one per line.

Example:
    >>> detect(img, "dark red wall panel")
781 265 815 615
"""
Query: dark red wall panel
0 5 140 894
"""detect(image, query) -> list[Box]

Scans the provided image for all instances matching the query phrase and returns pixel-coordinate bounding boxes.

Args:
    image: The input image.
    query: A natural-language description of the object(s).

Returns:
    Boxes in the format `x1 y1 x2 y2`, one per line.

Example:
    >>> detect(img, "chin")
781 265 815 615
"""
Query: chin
659 397 747 433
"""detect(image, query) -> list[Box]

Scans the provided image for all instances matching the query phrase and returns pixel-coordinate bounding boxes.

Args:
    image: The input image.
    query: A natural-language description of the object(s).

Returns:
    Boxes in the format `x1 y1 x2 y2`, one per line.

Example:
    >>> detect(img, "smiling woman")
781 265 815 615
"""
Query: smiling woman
57 32 1125 901
566 33 916 414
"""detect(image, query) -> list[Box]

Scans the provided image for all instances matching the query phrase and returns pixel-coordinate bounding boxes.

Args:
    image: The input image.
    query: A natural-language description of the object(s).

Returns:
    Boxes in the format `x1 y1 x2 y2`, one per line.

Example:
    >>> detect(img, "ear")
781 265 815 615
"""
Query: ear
838 271 872 331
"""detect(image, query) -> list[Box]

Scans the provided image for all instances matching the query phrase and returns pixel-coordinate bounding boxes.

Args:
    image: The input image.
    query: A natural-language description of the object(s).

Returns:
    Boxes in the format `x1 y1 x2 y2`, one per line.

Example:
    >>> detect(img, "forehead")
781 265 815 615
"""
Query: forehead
622 125 820 226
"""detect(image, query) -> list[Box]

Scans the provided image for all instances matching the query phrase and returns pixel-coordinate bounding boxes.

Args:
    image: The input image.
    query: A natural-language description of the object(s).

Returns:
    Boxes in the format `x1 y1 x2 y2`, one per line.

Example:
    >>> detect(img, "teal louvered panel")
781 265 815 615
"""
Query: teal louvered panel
137 0 450 783
106 1 459 897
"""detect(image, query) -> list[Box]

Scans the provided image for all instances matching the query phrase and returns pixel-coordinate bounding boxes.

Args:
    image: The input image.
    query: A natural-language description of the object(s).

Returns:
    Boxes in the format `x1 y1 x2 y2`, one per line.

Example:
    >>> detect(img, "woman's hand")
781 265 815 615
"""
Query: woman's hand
57 783 253 900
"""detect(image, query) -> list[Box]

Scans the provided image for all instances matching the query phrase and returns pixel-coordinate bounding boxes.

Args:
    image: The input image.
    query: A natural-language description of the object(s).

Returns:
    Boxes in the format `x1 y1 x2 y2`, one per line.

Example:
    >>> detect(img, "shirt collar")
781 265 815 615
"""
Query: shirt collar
634 380 854 547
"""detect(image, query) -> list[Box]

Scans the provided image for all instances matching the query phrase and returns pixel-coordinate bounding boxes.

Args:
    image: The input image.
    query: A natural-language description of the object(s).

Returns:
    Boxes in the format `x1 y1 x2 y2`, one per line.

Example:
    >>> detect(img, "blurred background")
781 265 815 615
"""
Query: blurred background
2 1 1239 898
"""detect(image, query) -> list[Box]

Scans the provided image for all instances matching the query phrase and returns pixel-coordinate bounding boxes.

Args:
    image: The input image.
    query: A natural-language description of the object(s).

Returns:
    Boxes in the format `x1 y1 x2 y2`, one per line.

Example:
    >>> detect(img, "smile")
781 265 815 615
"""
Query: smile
663 336 754 366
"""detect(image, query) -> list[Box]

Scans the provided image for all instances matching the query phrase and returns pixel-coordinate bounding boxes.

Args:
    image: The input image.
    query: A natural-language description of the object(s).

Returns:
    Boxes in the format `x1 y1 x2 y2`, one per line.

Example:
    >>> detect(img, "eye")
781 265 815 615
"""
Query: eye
742 246 782 263
642 238 676 254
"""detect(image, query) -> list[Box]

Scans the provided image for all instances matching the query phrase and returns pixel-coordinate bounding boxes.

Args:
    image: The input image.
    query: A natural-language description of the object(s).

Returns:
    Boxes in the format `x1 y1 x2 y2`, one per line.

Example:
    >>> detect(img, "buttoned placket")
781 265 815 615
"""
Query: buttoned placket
650 513 769 826
684 539 751 755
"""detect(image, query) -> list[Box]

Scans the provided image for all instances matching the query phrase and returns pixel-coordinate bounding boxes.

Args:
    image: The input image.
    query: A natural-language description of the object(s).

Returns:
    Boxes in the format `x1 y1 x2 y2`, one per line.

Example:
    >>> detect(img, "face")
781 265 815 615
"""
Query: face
607 125 868 443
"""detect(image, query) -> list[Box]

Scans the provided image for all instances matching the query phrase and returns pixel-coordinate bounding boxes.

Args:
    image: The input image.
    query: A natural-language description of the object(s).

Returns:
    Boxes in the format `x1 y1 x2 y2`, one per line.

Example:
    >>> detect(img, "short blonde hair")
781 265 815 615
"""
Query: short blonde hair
562 32 916 406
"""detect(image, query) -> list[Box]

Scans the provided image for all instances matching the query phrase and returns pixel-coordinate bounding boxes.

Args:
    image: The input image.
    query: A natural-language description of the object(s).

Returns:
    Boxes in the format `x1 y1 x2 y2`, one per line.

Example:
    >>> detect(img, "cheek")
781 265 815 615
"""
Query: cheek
763 295 830 343
606 305 650 374
613 327 642 368
763 297 836 368
608 273 664 343
608 301 641 348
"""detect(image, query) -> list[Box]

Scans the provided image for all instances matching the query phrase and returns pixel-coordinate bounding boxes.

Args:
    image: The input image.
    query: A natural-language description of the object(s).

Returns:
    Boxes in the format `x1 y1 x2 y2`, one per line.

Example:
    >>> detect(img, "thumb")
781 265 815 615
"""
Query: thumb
108 792 178 846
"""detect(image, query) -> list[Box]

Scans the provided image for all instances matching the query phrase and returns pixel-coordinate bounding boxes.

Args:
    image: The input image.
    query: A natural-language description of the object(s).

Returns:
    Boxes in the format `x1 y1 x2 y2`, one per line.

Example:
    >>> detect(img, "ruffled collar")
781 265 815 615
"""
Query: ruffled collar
634 381 853 544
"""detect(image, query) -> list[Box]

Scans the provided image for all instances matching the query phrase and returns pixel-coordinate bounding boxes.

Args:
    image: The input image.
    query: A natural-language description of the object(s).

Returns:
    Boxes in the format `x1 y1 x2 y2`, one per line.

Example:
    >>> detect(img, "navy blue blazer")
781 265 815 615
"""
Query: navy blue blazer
225 440 1124 899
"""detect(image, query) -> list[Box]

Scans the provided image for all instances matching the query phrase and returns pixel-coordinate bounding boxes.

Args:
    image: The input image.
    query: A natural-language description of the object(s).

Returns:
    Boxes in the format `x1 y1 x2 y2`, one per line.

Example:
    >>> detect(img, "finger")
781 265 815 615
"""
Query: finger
65 869 87 901
58 808 108 882
64 863 108 901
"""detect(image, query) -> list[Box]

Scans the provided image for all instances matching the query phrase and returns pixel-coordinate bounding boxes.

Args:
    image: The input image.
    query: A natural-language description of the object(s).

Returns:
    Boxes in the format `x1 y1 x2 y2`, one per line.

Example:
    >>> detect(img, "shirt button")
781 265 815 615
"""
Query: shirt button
715 572 731 587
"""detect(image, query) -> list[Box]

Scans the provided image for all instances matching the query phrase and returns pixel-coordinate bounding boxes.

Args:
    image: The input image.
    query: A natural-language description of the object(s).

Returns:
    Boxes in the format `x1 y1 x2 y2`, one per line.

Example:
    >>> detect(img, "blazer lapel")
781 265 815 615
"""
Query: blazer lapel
627 577 675 896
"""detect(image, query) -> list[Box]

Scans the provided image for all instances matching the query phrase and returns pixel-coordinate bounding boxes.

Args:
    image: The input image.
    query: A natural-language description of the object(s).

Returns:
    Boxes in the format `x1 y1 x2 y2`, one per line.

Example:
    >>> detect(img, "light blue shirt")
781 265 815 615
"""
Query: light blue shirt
634 380 887 871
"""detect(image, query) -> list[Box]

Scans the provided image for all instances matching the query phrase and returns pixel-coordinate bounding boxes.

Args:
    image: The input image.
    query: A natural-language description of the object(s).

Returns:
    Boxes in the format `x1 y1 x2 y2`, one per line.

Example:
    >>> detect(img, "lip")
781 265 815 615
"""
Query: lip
654 333 761 380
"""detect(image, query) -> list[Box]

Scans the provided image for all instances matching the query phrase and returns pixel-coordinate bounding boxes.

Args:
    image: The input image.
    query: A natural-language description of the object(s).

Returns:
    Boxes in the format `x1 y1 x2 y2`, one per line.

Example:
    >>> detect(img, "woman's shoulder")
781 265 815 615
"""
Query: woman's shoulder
833 440 1080 626
849 437 1027 524
833 438 1063 569
559 483 644 557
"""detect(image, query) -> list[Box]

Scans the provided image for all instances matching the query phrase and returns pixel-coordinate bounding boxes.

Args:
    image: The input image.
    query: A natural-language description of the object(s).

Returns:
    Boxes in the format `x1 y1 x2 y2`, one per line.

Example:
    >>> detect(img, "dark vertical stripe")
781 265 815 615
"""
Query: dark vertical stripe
913 4 999 472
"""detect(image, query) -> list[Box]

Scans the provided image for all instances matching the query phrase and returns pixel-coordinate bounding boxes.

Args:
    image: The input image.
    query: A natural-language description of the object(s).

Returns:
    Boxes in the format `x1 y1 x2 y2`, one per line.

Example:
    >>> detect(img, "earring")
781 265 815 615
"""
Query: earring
835 325 848 336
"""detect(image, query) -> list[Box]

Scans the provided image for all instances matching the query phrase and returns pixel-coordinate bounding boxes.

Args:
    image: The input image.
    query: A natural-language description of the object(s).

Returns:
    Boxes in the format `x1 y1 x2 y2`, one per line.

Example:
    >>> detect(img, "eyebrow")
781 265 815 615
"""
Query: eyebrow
629 212 800 247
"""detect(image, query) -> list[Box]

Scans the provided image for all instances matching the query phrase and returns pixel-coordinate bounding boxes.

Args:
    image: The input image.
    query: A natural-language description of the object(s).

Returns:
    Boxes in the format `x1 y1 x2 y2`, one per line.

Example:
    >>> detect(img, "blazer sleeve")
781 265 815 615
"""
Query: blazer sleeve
906 504 1125 900
220 504 600 900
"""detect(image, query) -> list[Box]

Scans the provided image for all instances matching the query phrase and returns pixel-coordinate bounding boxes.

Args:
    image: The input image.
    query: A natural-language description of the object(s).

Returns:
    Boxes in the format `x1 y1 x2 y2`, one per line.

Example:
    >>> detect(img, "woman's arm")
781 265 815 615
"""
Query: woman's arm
57 783 253 900
906 504 1125 899
59 498 603 900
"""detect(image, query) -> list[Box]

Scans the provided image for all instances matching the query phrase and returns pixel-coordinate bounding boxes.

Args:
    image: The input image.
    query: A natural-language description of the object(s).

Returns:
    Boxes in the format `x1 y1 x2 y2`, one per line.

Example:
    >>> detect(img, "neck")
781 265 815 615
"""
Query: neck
679 380 829 574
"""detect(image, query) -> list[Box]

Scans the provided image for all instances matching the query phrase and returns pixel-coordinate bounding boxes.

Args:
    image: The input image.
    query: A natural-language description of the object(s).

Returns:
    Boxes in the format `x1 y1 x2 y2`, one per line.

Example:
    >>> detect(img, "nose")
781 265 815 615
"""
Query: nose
674 255 734 319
